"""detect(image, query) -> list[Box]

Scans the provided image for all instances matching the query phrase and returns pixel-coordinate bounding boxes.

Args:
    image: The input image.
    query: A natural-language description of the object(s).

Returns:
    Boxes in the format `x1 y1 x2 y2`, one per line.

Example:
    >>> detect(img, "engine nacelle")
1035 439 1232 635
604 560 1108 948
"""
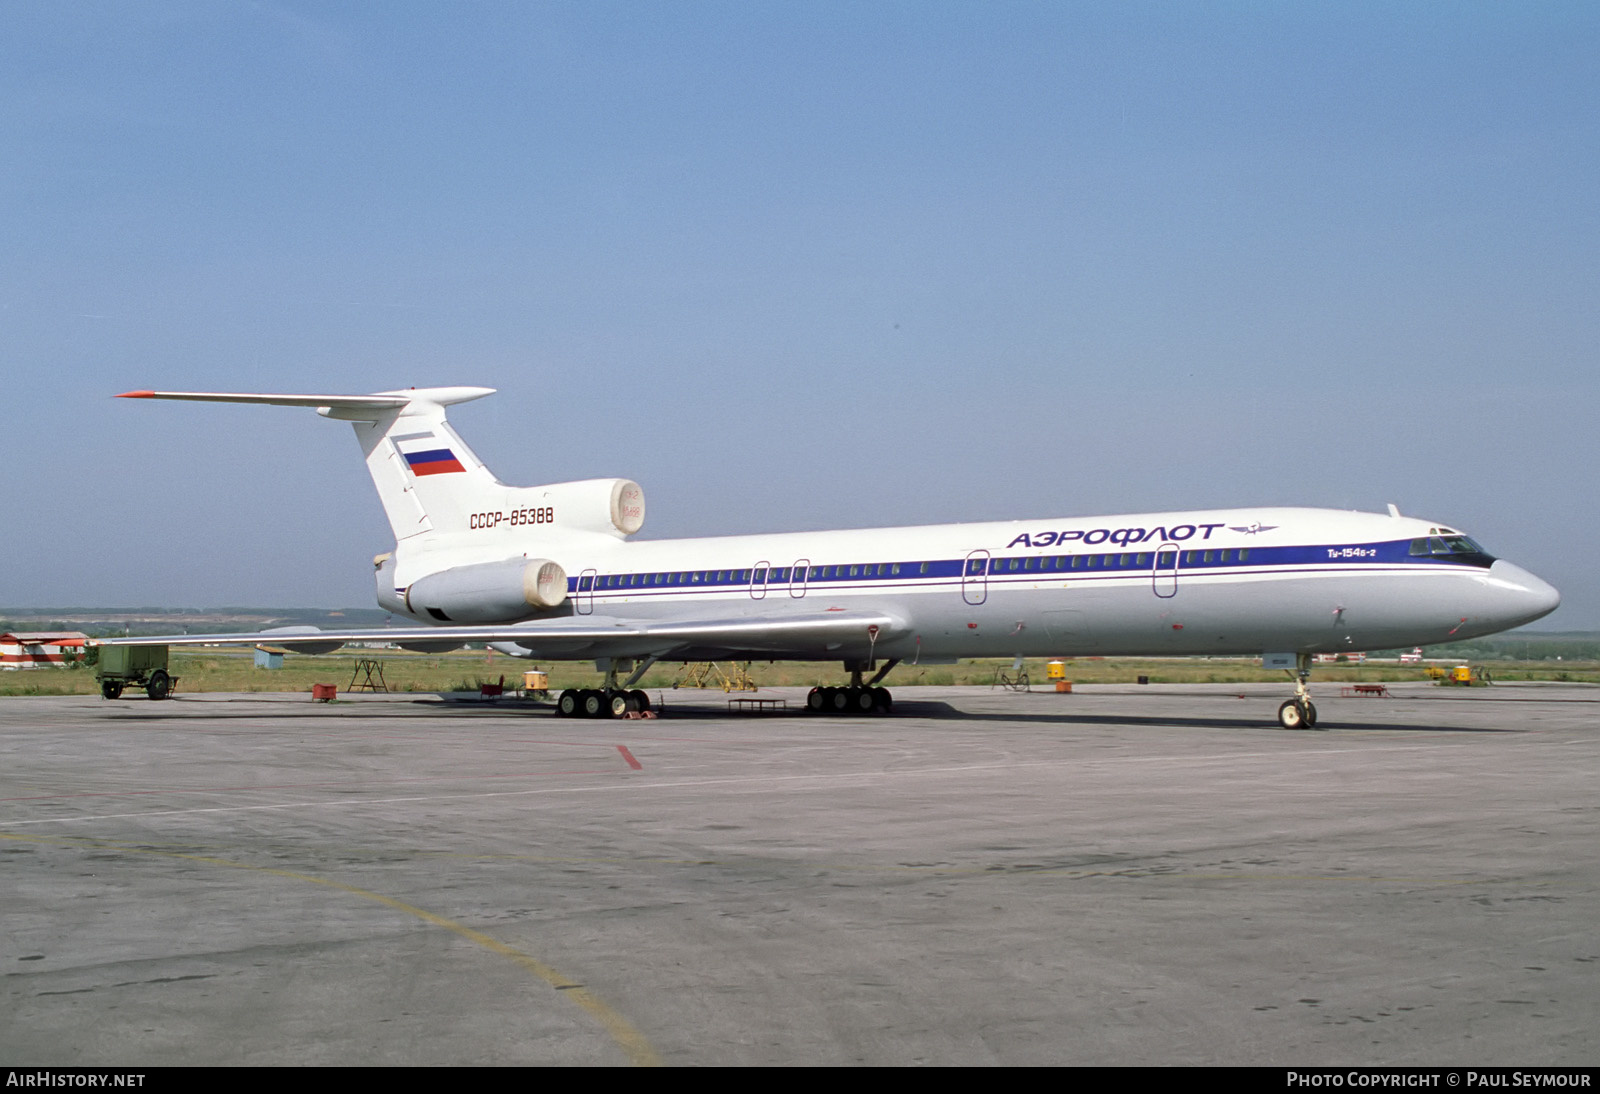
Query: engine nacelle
528 478 644 538
403 557 568 624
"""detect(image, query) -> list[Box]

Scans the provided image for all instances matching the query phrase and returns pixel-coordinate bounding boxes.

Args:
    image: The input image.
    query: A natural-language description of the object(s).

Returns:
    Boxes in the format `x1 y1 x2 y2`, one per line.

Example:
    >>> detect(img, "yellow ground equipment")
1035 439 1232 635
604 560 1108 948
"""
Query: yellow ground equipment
522 670 550 699
1433 664 1492 686
672 662 757 692
348 658 389 692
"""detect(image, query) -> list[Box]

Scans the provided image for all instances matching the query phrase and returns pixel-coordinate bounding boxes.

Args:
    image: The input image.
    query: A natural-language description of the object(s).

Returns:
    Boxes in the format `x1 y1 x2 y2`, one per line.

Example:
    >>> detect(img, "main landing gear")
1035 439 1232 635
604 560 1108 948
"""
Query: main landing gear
554 657 656 719
1277 654 1320 730
806 685 892 715
807 659 899 716
555 687 651 719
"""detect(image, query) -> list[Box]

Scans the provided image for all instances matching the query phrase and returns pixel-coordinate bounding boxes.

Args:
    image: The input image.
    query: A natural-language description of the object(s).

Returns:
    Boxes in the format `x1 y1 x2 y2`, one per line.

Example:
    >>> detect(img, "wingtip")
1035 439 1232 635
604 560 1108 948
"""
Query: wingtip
116 390 155 399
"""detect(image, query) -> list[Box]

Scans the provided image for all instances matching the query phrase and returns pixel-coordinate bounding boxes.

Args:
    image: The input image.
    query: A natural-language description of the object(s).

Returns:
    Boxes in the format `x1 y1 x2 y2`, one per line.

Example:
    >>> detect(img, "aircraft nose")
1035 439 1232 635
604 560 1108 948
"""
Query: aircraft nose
1481 560 1561 628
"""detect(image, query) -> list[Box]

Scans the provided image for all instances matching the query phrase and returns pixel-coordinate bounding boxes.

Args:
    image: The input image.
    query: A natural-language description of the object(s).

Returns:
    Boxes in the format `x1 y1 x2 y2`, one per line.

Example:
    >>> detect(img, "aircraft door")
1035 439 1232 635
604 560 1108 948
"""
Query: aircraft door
790 559 809 598
1152 543 1179 598
963 550 990 606
577 568 597 615
750 561 770 600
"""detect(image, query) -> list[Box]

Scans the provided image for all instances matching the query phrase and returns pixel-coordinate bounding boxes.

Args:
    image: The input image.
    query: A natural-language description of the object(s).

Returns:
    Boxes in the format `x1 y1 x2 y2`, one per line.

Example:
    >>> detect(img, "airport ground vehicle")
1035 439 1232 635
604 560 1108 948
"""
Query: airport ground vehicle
96 644 176 700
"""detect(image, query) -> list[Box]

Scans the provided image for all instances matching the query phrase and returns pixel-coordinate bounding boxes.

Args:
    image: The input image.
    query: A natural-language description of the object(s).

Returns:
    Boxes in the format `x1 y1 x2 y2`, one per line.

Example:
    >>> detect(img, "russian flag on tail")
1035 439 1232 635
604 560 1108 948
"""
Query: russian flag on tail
401 445 466 476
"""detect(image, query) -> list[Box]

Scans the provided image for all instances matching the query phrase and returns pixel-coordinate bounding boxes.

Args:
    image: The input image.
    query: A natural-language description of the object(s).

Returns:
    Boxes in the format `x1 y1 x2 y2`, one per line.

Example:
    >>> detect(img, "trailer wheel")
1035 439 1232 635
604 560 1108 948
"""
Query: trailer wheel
100 681 123 700
146 670 171 701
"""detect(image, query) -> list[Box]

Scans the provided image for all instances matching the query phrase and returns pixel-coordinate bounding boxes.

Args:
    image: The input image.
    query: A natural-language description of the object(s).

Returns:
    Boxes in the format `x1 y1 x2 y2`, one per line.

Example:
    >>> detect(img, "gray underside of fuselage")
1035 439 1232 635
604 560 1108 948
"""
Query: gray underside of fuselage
539 566 1525 662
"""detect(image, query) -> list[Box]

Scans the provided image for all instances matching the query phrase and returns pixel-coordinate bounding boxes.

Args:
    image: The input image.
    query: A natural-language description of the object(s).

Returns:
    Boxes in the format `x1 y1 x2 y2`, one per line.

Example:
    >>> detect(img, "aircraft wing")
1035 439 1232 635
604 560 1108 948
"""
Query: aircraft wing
88 610 908 661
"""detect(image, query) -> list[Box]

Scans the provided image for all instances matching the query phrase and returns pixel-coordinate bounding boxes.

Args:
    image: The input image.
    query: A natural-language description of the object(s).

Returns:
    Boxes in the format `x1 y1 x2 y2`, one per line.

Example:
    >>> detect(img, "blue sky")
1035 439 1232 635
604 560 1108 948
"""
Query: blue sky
4 2 1596 626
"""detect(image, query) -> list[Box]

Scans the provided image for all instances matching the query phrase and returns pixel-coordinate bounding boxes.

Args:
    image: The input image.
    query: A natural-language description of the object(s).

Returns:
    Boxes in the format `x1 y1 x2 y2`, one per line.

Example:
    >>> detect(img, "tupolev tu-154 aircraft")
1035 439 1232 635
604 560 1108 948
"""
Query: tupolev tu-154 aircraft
99 385 1560 727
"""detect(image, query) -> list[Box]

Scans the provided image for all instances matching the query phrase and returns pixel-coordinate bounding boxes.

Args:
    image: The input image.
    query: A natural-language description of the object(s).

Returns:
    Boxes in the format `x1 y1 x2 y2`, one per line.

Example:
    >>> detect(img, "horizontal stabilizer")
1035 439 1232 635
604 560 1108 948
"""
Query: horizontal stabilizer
116 387 495 414
118 385 503 539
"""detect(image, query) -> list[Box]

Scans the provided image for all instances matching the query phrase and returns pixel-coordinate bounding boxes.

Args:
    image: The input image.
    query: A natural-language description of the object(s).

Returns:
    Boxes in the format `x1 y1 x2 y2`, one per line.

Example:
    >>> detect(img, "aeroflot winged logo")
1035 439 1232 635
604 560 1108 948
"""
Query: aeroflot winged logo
1228 522 1279 535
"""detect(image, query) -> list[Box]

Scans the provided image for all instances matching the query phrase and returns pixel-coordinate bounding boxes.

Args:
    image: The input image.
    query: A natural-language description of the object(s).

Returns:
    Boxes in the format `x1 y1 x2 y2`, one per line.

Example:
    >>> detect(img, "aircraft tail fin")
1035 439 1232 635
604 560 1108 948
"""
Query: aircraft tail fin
118 387 501 542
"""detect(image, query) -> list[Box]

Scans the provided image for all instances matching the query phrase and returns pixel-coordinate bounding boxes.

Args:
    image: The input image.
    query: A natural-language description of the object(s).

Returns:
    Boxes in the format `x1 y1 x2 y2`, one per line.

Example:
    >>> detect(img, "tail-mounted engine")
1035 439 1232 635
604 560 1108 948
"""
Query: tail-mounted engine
398 557 569 624
513 478 644 538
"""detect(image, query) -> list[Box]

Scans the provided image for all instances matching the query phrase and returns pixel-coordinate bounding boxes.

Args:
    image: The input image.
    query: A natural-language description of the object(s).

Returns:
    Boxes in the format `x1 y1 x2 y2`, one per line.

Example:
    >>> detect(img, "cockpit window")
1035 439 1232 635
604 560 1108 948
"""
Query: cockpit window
1409 535 1494 564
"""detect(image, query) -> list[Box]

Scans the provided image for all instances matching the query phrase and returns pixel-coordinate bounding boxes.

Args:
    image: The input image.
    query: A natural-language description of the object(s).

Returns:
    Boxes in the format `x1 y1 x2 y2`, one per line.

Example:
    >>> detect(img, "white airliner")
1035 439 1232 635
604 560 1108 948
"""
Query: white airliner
101 385 1560 728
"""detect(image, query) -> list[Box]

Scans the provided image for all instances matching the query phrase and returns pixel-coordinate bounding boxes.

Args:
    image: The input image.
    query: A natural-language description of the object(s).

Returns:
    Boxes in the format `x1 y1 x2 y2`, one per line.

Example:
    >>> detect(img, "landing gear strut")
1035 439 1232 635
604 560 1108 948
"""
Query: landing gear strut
807 659 899 716
1277 654 1319 730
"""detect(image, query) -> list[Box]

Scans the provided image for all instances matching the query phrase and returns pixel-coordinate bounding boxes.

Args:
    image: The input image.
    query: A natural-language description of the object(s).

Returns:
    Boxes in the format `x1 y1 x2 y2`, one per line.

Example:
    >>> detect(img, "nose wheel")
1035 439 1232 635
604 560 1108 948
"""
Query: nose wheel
1277 697 1317 729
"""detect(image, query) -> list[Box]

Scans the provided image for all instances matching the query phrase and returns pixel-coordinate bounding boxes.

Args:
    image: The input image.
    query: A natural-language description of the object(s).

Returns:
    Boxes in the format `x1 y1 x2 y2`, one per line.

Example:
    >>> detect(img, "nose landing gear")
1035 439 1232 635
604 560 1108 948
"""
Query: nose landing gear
1277 654 1319 729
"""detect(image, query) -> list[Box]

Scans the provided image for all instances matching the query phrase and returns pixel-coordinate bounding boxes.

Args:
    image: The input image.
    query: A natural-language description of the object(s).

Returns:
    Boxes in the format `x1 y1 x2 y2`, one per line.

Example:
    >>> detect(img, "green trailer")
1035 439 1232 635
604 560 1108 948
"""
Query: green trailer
95 645 177 700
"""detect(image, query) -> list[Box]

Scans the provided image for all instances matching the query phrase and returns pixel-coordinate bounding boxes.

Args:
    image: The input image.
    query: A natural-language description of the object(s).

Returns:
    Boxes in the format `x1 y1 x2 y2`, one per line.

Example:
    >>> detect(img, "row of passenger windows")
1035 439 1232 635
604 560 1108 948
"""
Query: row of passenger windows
578 550 1254 591
586 561 936 590
982 549 1250 573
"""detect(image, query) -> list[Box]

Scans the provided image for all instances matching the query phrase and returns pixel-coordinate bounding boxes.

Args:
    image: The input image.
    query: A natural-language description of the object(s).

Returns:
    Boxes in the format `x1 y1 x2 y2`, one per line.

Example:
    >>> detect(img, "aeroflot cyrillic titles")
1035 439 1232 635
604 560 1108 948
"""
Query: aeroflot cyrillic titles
1006 524 1226 548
